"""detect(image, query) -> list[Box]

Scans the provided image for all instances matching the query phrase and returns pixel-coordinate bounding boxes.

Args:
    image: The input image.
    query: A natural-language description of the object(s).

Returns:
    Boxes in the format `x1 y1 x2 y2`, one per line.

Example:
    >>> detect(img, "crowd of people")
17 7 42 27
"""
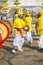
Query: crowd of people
12 10 33 53
11 6 43 53
0 5 43 53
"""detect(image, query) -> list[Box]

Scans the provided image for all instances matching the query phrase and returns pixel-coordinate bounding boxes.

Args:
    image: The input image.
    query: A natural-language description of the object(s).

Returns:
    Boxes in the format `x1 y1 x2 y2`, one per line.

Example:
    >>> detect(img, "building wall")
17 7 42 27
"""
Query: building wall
8 0 43 3
19 0 43 2
36 0 43 2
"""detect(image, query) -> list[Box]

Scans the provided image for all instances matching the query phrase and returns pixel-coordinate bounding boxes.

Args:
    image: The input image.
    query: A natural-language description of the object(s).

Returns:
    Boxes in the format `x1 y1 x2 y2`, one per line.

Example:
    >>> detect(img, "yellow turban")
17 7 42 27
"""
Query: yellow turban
14 5 20 10
26 11 31 16
38 10 43 15
2 6 9 10
18 10 23 16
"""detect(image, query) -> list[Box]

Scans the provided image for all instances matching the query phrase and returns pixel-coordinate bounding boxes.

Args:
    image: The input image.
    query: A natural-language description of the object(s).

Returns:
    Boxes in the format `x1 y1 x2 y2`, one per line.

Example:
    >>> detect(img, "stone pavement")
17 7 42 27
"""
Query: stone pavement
0 41 43 65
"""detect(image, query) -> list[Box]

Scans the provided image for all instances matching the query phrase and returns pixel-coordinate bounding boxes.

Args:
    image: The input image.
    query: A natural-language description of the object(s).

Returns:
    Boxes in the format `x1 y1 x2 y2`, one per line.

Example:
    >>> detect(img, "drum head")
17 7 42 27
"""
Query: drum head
24 25 29 31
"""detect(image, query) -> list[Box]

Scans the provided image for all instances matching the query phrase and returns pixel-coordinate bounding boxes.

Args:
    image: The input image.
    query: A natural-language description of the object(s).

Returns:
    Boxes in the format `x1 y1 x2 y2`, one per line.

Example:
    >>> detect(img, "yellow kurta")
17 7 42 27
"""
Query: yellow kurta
37 15 43 35
13 17 25 35
25 16 32 32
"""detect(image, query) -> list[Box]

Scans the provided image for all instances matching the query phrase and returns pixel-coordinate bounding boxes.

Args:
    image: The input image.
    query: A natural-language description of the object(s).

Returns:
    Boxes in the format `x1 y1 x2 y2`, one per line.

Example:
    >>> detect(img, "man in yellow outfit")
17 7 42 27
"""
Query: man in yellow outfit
12 10 25 53
24 11 33 45
36 10 43 50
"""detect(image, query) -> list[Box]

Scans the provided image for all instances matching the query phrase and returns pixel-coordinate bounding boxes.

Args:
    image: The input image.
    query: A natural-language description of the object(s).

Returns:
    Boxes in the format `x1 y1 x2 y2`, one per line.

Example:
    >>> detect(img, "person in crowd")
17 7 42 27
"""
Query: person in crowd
12 10 25 53
24 11 33 45
36 10 43 50
1 13 7 20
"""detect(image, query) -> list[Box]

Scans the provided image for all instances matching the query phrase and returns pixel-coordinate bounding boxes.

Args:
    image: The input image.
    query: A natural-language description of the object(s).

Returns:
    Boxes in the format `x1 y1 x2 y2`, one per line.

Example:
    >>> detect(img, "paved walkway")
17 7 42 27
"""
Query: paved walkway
0 41 43 65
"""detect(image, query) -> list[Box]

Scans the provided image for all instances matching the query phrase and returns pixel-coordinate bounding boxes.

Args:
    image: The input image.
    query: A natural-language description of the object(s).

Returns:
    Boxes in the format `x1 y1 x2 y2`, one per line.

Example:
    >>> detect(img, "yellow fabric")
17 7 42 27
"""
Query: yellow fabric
37 15 43 35
17 10 23 16
13 17 25 35
15 29 25 36
26 11 31 16
25 16 32 32
38 10 43 15
2 6 9 10
14 5 20 10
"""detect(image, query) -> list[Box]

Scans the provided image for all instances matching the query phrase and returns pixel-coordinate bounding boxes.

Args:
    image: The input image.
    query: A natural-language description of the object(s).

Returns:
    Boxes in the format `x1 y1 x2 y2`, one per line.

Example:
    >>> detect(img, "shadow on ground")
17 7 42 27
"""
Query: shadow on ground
3 46 12 53
23 44 38 50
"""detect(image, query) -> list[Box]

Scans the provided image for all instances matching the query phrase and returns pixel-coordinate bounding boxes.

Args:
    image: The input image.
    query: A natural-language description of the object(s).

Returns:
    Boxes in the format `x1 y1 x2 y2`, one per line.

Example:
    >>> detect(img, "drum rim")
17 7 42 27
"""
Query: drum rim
0 21 10 43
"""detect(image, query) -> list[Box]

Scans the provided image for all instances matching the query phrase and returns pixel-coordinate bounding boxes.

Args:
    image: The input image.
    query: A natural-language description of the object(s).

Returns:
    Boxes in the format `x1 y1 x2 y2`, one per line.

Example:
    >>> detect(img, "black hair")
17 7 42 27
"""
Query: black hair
37 13 41 18
25 15 30 17
14 11 17 14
